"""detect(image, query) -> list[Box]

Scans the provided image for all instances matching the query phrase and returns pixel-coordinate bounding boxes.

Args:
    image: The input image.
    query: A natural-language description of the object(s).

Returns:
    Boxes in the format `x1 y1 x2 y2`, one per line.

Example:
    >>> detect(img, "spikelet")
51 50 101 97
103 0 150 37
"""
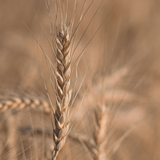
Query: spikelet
52 26 72 160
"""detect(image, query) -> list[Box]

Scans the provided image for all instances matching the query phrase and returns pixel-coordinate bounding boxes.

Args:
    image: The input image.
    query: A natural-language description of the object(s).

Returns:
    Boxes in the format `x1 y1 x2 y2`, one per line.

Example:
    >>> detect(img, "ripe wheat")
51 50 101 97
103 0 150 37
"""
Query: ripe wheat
93 104 108 160
0 96 50 113
52 26 72 160
69 104 109 160
1 1 147 160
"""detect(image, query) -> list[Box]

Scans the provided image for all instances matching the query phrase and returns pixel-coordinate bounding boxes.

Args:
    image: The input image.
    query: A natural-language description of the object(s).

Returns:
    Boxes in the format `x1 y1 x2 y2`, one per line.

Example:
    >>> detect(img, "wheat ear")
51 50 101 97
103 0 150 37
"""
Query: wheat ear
0 96 50 113
52 26 72 160
93 103 108 160
69 104 109 160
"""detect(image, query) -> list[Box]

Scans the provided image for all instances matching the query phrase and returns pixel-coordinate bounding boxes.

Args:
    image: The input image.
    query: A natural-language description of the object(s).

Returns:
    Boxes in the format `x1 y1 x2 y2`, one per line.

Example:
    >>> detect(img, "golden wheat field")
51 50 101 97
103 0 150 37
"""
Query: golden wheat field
0 0 160 160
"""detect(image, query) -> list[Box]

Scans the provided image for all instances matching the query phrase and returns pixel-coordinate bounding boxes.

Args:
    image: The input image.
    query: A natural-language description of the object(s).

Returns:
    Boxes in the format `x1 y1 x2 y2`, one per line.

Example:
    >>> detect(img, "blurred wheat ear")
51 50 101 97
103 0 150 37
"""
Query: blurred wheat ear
0 96 50 113
69 103 109 160
92 103 108 160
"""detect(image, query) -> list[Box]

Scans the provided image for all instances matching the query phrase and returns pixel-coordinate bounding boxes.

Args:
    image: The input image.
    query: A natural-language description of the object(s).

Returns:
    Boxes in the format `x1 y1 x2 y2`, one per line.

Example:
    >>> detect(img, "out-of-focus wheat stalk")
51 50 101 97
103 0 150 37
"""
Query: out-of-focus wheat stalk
69 104 109 160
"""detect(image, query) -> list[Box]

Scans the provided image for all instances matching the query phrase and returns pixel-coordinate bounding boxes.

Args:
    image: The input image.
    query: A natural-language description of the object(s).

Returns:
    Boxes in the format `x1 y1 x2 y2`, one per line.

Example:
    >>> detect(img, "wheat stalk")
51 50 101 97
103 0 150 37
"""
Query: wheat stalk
69 103 109 160
69 131 98 158
52 26 72 160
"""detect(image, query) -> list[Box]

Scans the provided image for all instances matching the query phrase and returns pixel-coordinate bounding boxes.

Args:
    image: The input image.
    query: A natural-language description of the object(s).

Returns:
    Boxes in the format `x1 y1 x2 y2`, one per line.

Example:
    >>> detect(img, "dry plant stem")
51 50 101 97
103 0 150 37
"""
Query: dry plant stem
69 132 98 157
5 112 17 159
52 26 72 160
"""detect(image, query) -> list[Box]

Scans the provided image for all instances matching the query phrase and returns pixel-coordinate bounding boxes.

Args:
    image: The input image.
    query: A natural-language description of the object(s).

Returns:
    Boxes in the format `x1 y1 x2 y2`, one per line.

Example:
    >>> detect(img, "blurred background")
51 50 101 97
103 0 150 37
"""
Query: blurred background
0 0 160 160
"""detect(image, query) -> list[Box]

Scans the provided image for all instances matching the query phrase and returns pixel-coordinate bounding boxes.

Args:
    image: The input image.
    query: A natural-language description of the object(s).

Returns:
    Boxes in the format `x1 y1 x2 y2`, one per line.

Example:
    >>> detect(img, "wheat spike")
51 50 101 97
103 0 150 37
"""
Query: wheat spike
69 104 109 160
52 26 72 160
0 96 50 113
68 103 109 160
93 103 109 160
